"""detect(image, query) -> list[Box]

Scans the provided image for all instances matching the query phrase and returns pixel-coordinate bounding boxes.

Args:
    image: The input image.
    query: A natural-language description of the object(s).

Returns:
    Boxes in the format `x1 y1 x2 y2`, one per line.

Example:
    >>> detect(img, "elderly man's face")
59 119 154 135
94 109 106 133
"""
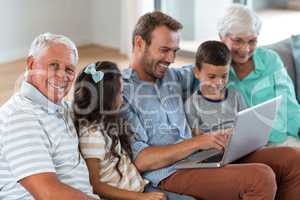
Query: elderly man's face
139 25 180 81
27 43 76 103
221 33 257 65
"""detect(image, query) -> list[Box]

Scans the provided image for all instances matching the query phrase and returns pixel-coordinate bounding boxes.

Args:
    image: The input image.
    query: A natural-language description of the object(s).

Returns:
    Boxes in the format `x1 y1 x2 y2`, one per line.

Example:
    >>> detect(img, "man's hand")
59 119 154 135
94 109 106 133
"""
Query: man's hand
193 129 232 150
134 129 232 172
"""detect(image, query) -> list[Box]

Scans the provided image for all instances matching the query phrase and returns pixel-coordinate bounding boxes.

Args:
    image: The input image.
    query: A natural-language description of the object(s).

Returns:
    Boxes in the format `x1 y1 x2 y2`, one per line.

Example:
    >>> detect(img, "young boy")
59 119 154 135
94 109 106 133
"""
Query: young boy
185 41 247 136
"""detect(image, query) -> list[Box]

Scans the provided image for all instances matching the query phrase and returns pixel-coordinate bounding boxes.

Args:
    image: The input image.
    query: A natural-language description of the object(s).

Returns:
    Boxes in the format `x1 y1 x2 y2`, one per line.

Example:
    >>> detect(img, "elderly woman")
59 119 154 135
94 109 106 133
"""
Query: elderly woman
218 4 300 146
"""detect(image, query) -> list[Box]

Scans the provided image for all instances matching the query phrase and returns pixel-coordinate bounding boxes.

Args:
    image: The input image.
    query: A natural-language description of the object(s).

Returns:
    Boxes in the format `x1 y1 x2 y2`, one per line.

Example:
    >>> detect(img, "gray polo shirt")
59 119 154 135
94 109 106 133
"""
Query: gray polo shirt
0 81 99 200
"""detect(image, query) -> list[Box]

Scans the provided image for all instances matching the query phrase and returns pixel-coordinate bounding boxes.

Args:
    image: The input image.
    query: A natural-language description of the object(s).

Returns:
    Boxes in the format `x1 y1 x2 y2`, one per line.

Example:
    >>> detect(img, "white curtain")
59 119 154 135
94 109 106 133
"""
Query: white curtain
120 0 154 57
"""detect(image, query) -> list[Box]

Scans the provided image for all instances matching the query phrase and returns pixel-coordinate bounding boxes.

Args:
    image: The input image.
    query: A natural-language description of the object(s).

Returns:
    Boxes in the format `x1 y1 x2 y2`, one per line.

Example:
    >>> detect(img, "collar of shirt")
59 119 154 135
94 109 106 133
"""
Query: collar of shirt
197 88 229 103
229 47 265 82
122 67 133 80
122 67 164 86
20 81 65 114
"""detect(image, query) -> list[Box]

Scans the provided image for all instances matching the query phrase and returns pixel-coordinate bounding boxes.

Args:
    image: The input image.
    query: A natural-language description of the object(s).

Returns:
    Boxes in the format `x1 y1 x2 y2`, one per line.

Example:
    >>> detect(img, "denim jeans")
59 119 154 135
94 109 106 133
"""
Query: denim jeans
144 185 197 200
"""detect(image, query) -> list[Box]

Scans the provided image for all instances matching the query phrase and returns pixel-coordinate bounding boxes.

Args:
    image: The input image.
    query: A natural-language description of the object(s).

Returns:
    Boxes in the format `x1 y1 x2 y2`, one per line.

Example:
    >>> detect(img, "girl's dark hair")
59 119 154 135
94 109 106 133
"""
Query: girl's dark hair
73 61 133 176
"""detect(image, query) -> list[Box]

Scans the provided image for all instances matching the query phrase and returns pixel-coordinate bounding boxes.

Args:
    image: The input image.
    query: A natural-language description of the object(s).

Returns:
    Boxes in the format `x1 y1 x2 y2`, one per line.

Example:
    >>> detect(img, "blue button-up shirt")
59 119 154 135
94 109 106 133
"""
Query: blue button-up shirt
122 66 198 186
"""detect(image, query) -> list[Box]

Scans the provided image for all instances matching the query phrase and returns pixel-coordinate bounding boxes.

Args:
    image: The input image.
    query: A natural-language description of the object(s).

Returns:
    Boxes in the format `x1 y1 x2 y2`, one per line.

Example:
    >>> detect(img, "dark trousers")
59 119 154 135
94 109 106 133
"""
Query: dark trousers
145 185 197 200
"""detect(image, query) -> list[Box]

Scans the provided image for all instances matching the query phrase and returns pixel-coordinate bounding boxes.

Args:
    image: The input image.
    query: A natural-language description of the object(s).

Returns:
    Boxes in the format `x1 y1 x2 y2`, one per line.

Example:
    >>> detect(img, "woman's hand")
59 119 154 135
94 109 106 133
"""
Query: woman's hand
193 129 232 150
137 192 166 200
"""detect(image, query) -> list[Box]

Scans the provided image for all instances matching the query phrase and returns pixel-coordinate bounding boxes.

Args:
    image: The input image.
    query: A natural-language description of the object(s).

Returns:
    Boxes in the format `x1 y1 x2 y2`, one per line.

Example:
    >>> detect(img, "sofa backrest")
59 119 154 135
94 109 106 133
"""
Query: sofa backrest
264 38 296 86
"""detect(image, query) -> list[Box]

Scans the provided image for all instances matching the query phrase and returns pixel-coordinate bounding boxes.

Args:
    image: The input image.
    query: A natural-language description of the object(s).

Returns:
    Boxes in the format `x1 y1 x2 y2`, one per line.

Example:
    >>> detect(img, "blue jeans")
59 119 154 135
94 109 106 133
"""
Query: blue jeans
144 185 197 200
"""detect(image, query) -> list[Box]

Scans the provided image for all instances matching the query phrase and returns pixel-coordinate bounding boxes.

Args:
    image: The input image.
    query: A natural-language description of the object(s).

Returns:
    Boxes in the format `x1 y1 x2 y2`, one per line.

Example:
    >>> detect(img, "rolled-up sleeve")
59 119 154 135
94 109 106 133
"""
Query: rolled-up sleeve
266 50 300 138
122 99 150 161
273 67 300 138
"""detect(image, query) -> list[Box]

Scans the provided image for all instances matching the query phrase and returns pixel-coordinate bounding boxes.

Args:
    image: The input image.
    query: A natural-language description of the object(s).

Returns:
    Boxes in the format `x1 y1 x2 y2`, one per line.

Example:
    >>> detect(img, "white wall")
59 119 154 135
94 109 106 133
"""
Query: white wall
90 0 121 49
160 0 232 41
161 0 195 40
119 0 154 56
195 0 232 40
0 0 93 63
0 0 153 63
90 0 154 54
1 0 236 63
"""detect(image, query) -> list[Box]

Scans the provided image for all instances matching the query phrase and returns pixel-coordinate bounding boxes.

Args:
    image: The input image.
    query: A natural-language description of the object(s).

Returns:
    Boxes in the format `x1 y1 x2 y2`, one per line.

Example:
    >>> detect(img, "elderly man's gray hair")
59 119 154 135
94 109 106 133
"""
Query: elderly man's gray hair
217 4 262 38
28 32 78 64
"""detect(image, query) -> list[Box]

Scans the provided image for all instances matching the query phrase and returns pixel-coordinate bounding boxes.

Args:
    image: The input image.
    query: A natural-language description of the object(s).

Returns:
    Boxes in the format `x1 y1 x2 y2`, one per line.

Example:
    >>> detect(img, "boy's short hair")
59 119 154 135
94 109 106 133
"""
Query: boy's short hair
195 40 231 69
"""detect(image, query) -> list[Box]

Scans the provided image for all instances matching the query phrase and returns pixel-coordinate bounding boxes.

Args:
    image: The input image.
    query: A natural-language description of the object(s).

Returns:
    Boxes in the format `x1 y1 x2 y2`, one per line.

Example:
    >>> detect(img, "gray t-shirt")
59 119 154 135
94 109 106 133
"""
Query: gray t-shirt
184 89 247 133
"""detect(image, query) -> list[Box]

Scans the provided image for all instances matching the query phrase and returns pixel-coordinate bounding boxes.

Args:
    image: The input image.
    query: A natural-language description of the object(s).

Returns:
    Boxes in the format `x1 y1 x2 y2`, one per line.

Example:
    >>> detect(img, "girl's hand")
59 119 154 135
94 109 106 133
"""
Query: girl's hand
87 197 98 200
138 192 167 200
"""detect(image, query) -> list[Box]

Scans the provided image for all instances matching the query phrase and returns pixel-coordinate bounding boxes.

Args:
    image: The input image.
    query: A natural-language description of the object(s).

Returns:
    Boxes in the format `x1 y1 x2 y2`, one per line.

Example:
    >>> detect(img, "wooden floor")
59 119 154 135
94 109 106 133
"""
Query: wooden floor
0 45 193 105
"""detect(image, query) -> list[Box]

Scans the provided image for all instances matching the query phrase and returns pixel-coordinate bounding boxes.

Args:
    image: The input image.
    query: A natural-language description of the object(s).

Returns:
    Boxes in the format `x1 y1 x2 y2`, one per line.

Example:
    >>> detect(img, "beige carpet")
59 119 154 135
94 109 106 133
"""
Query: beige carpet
0 45 193 105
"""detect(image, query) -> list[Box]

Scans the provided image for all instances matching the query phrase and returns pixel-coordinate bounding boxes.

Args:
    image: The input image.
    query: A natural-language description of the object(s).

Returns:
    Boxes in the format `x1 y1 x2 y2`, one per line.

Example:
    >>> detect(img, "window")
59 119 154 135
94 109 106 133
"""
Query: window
155 0 300 53
250 0 300 45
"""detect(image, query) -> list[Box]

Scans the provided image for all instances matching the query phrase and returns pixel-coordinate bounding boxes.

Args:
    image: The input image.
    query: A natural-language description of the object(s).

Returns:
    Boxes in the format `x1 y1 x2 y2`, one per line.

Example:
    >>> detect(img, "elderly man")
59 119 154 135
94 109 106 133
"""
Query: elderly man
0 33 99 200
122 11 300 200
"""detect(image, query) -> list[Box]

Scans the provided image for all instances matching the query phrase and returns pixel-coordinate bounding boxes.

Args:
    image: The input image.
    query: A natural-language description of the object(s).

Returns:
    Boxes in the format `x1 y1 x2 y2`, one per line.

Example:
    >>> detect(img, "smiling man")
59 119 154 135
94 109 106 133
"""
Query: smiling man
0 33 99 200
122 11 300 200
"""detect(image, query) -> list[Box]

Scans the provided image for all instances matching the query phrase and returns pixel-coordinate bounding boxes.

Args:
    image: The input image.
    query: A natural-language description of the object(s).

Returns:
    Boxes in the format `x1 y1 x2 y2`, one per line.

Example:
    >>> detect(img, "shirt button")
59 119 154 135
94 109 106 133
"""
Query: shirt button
57 108 64 114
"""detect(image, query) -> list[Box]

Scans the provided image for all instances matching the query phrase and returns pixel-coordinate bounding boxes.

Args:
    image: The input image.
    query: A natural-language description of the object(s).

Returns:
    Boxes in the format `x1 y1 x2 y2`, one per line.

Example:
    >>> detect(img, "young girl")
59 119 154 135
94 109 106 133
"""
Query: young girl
73 61 196 200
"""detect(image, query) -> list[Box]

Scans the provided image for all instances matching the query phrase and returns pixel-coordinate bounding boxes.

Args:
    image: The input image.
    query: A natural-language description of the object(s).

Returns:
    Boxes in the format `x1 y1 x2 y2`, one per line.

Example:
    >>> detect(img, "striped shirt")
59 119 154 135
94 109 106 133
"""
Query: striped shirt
79 124 148 193
0 81 99 200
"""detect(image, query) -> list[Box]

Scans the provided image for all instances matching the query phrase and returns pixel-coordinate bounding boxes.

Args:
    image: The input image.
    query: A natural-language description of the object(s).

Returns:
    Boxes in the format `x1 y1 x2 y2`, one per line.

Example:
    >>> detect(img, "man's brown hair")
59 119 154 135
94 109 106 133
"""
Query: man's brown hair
132 11 183 48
